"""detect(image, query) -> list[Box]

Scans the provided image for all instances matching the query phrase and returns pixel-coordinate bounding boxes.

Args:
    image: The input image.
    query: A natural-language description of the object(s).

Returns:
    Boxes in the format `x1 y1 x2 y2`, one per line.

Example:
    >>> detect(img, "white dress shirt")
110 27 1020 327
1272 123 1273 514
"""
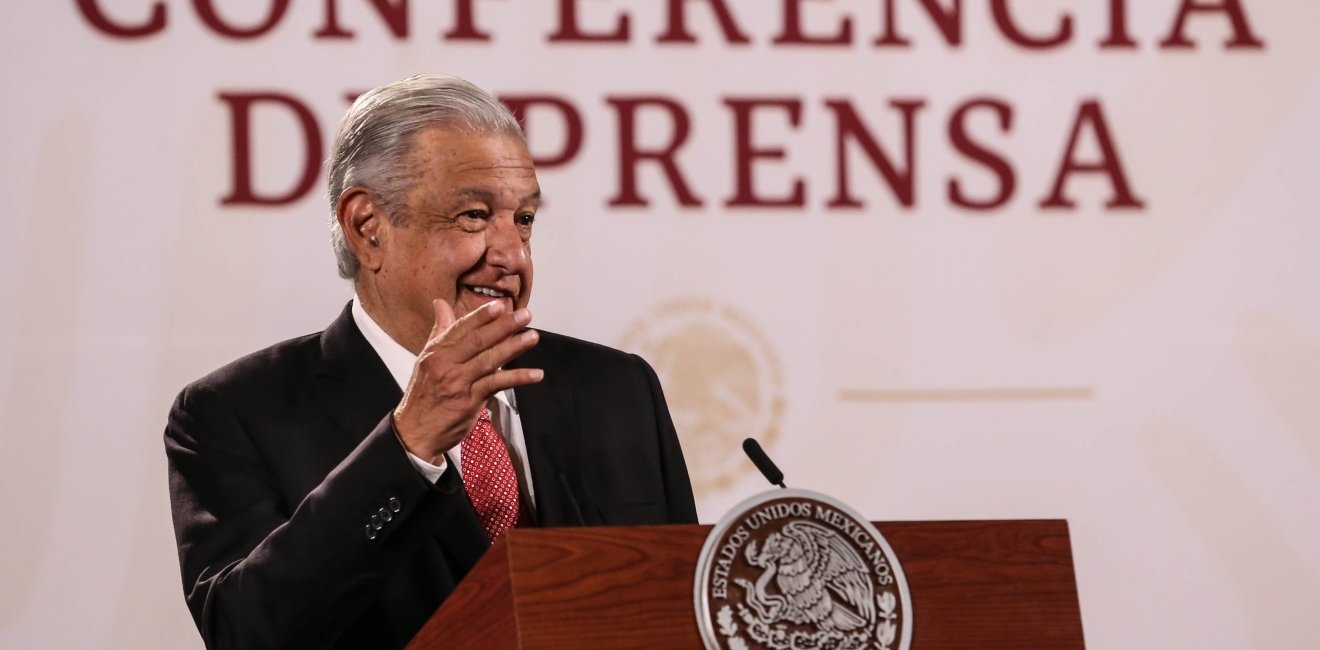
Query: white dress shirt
351 297 537 511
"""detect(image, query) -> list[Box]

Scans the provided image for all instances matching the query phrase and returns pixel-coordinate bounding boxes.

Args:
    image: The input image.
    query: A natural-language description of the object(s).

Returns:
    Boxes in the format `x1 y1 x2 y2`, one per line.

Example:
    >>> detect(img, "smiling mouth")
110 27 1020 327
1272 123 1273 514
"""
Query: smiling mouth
466 285 512 299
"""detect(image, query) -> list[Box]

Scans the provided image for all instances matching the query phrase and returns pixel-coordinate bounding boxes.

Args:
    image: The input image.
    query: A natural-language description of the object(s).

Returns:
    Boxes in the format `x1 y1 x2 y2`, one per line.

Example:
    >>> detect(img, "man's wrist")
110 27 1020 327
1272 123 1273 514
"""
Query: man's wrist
392 414 449 482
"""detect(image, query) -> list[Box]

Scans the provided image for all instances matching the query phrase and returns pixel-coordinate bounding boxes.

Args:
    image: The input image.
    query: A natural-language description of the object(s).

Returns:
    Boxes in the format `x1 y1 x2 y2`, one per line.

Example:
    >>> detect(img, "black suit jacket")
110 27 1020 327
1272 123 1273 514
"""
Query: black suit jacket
166 304 697 650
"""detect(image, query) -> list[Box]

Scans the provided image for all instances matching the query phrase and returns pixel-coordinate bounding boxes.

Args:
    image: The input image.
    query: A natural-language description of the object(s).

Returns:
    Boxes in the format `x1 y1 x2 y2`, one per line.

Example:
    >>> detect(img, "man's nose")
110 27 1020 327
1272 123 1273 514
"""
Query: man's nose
484 216 529 270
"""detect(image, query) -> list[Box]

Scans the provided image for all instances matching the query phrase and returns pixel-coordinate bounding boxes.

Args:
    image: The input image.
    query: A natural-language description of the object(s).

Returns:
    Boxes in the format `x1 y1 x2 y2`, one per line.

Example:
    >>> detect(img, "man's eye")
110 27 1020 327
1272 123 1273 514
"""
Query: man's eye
461 210 487 220
516 213 536 227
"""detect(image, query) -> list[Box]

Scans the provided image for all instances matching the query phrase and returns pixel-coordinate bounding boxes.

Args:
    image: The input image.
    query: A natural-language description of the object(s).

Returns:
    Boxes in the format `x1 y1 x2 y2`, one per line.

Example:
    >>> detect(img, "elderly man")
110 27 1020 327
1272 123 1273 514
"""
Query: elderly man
166 74 697 650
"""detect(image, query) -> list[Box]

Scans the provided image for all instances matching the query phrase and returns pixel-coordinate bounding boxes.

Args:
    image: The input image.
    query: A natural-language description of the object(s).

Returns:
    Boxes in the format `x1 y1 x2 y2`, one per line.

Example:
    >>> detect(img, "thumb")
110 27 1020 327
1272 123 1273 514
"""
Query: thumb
431 299 456 336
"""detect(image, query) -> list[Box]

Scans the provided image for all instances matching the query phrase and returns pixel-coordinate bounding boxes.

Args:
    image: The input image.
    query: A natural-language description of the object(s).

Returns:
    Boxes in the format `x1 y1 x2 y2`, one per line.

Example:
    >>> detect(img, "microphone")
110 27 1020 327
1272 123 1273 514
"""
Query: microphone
742 438 786 488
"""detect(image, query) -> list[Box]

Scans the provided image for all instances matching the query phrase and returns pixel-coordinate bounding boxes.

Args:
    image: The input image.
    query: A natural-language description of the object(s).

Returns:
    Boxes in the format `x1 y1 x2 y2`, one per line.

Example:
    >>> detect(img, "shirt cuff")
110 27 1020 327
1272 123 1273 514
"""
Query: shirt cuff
405 450 448 484
392 420 449 483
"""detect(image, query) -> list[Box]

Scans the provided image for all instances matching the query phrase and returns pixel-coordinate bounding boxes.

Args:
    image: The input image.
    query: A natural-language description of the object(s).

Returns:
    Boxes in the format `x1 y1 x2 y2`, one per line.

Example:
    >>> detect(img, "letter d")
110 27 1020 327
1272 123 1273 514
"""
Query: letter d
219 92 322 206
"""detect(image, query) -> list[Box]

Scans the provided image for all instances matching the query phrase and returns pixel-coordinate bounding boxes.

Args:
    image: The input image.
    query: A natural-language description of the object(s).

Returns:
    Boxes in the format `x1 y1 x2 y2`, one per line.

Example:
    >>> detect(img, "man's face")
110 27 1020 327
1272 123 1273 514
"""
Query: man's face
368 127 539 353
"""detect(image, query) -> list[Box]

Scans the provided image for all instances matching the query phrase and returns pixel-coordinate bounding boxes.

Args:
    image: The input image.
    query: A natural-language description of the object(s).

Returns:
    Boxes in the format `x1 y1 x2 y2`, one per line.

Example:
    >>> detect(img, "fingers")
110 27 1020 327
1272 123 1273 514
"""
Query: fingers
472 329 543 396
474 366 545 397
430 299 456 338
433 300 532 364
475 328 539 376
414 301 540 399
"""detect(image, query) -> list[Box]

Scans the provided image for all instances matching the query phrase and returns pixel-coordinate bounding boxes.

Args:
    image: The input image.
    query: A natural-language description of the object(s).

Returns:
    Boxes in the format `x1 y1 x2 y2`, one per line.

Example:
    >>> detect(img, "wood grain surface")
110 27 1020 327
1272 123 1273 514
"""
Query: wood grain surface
407 541 518 650
409 520 1085 649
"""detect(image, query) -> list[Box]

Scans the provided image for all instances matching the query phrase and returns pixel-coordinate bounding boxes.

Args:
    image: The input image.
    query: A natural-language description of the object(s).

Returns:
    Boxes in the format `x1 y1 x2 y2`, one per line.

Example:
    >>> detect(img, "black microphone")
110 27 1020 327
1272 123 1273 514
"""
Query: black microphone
743 438 786 489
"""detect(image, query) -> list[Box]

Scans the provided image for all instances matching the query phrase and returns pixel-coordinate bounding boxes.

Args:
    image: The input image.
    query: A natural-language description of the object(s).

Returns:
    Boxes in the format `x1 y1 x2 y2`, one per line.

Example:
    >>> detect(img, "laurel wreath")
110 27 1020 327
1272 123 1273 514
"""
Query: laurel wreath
721 603 872 650
716 589 904 650
717 606 739 637
876 591 899 649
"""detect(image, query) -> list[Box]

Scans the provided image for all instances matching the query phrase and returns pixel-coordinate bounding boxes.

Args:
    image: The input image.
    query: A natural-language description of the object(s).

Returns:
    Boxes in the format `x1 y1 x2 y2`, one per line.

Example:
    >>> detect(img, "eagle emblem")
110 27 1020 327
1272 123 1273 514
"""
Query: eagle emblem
735 521 875 631
695 490 911 650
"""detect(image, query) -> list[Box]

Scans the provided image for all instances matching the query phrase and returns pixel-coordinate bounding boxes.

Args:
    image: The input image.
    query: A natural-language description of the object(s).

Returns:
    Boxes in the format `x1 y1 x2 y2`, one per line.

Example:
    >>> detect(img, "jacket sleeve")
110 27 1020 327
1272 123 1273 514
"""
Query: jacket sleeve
164 381 477 650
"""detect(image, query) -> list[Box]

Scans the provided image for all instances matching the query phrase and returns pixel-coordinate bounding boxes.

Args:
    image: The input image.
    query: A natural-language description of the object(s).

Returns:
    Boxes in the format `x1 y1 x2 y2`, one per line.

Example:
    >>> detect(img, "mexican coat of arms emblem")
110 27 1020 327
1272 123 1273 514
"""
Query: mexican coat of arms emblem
694 489 913 650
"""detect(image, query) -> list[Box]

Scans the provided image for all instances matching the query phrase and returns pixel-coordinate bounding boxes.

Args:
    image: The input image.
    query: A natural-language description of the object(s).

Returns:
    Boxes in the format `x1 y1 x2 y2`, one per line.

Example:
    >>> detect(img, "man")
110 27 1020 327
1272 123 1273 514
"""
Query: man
166 74 698 650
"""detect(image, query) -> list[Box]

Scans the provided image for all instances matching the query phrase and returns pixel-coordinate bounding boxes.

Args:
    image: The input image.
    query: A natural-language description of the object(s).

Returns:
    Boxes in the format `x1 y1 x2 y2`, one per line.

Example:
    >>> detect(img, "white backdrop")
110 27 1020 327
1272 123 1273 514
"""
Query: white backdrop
2 1 1318 647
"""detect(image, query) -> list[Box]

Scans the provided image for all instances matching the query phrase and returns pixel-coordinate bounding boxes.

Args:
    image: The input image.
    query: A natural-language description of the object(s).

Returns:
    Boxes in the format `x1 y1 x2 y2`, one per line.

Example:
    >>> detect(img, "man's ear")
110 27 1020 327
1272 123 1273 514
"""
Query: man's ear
336 187 384 272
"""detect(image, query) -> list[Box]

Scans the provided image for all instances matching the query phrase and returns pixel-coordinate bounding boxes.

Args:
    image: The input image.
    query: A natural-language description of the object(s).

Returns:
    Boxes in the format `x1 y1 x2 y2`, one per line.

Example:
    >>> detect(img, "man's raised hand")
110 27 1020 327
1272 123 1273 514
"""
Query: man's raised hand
393 299 543 463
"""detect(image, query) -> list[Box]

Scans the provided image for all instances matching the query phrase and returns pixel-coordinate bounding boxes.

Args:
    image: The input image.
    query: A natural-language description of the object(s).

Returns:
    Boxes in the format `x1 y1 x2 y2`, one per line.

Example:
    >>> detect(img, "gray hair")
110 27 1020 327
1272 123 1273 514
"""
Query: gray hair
327 73 525 279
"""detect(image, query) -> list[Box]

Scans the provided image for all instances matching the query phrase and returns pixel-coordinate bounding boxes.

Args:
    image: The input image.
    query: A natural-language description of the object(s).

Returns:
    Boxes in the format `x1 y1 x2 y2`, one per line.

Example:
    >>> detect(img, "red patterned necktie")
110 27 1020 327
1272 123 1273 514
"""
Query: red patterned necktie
460 408 522 542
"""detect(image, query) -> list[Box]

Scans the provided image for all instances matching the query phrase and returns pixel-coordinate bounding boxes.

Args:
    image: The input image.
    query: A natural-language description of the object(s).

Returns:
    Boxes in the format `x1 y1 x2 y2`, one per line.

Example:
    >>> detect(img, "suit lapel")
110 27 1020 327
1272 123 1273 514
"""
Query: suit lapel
508 336 585 526
313 302 404 450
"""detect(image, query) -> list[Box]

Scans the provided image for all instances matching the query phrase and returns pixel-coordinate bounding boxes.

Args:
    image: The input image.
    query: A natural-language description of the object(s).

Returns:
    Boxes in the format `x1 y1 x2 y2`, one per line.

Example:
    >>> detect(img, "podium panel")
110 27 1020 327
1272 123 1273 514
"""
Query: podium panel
408 520 1084 649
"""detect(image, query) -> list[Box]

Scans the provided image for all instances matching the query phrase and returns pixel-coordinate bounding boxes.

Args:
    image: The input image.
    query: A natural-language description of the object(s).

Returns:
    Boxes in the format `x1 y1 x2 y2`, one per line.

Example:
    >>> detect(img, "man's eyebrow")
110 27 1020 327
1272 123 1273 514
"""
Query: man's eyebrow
447 188 541 205
449 187 496 203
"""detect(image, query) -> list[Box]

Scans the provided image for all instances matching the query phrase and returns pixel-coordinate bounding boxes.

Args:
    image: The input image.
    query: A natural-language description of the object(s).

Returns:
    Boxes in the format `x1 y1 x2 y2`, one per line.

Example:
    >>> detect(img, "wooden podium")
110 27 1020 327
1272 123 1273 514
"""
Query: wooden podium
407 520 1085 649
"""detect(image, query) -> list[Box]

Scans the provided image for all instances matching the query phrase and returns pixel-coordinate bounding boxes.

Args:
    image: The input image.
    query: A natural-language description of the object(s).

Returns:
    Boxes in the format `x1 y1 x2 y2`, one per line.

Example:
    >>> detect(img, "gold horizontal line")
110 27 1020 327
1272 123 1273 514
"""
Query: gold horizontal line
839 387 1094 402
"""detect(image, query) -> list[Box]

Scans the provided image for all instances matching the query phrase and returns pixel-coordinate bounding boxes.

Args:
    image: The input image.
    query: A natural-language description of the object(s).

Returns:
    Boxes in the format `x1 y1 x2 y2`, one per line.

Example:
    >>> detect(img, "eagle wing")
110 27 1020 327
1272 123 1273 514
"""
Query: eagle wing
786 520 876 628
